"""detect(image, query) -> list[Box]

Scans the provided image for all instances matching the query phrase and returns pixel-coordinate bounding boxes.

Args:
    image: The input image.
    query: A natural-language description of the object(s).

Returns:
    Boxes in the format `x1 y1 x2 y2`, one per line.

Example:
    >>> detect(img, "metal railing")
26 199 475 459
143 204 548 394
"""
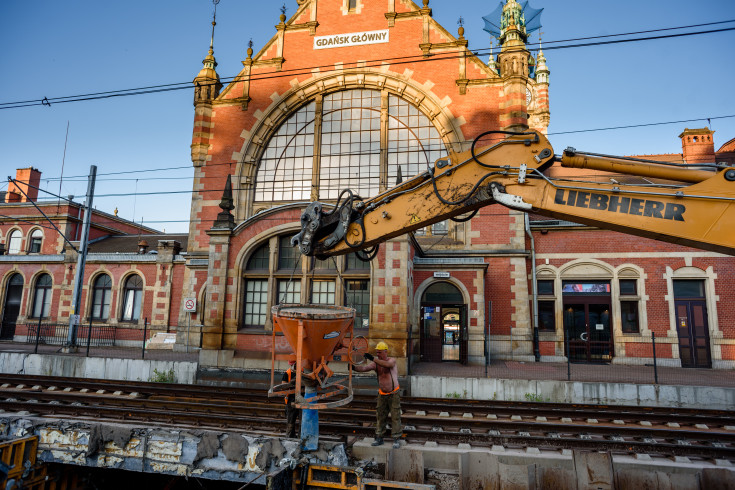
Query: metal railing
23 321 117 353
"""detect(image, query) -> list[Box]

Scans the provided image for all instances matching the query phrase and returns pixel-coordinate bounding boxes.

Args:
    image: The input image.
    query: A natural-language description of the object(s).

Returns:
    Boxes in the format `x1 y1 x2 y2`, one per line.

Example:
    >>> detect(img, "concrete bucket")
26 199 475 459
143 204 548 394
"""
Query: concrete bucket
269 304 367 411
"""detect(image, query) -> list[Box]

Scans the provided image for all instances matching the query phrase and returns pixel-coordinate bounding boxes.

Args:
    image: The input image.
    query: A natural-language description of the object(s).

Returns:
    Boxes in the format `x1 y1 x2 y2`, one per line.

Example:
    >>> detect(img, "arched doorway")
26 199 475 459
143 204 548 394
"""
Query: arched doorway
420 281 467 364
1 273 24 340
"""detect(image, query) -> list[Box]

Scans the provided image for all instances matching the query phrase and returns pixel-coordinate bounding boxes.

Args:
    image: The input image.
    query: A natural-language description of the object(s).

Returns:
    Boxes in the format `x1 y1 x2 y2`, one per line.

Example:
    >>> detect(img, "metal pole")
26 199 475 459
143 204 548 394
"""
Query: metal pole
34 316 42 354
652 332 659 384
66 165 97 350
565 330 571 382
86 320 92 357
142 317 148 359
187 312 191 354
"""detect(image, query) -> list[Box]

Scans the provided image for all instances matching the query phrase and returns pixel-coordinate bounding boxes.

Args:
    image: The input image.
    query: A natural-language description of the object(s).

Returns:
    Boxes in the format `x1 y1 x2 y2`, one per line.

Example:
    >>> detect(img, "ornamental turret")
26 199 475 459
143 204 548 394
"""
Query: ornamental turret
193 30 222 103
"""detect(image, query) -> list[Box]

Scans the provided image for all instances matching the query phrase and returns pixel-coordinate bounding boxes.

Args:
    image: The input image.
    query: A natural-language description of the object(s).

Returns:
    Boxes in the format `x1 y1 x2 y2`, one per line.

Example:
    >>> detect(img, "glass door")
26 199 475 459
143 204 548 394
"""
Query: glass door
420 305 442 362
563 301 613 363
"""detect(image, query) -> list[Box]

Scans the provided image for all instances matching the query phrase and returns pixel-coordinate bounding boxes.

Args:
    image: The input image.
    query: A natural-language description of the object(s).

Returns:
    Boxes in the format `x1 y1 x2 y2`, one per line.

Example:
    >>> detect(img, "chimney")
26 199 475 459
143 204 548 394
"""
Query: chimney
679 128 715 165
6 167 42 203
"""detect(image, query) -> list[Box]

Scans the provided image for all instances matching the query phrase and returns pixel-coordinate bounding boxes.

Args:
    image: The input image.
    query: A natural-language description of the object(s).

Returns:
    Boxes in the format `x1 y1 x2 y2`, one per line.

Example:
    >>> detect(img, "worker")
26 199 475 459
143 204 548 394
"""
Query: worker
354 341 403 449
282 361 299 438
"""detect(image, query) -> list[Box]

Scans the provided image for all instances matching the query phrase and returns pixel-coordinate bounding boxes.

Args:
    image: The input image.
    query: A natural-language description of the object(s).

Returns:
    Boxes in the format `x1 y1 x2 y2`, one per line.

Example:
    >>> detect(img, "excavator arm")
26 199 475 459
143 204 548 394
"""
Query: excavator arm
292 130 735 258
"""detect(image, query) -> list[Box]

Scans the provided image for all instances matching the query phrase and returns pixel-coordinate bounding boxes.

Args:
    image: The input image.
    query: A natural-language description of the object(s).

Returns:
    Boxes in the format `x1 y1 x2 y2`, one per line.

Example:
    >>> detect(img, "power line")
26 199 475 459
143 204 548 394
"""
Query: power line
1 22 734 110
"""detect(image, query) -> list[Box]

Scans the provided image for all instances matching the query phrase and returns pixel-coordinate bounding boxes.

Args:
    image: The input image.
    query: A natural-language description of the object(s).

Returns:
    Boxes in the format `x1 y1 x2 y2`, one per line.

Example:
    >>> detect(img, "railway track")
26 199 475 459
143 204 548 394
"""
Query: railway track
1 374 733 461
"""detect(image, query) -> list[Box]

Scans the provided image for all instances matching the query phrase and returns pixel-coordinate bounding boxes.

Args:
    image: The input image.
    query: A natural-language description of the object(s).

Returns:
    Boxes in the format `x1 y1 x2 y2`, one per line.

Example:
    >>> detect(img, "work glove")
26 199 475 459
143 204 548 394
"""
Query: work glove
364 353 374 361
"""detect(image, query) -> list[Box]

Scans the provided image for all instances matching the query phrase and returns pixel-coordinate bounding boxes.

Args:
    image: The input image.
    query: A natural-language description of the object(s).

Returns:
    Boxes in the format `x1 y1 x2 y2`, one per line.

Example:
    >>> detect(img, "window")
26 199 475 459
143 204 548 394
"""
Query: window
242 236 370 329
91 274 112 320
255 89 447 202
619 278 639 333
247 243 270 271
278 235 300 271
32 273 52 318
431 220 448 235
244 279 268 327
348 0 357 9
345 279 370 329
537 280 554 296
673 280 705 298
121 275 143 321
277 279 301 304
619 279 637 295
28 229 43 253
7 230 22 254
311 280 335 305
538 301 555 331
621 301 639 333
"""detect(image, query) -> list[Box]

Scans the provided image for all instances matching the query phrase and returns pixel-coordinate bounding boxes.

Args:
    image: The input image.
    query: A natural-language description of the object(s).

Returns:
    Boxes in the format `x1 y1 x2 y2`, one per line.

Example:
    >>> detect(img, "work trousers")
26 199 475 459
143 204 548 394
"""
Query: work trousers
285 396 298 438
376 392 402 439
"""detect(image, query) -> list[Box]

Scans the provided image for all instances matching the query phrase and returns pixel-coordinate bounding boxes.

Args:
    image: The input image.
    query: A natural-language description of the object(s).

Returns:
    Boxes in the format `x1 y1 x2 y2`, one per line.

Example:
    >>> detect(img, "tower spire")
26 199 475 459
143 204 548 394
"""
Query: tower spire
193 0 223 104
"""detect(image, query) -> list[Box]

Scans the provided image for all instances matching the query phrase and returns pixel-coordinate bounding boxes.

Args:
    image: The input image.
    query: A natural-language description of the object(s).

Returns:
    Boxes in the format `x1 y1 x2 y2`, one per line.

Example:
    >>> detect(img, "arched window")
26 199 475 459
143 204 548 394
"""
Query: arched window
254 89 446 202
28 229 43 253
32 273 52 318
91 274 112 320
7 230 22 255
121 275 143 321
241 235 371 330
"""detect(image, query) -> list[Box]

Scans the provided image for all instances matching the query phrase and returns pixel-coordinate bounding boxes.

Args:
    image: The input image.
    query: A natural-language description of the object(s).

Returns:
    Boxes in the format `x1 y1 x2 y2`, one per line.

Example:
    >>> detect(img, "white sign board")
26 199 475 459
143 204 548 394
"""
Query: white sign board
314 29 389 50
184 297 197 313
433 271 450 278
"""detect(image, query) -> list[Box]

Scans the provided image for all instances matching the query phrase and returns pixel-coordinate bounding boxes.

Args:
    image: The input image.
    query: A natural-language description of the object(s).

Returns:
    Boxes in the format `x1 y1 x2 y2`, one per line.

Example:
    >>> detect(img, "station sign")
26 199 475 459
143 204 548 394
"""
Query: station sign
314 29 389 50
433 272 450 278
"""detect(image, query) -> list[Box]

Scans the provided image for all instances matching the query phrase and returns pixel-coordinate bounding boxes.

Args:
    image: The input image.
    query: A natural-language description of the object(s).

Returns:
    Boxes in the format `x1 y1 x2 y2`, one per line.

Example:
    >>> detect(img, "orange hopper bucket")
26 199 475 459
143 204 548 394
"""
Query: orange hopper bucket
270 304 359 409
273 305 354 364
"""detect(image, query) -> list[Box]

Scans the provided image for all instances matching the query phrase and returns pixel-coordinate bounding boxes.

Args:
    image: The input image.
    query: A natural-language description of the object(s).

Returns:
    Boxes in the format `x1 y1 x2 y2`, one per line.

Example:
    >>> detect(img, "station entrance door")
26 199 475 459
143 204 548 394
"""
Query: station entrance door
420 281 467 364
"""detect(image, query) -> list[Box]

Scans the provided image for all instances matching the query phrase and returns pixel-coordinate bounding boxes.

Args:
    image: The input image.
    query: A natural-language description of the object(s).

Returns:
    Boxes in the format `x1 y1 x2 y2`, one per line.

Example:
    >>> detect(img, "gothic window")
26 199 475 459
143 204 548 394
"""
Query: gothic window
91 274 112 321
121 275 143 322
241 234 370 330
28 229 43 253
7 230 22 255
32 273 52 318
254 89 447 202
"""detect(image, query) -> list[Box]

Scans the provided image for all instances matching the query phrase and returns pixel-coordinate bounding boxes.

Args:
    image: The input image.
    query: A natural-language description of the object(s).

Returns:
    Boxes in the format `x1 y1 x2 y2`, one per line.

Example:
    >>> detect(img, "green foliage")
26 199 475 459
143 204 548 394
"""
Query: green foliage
524 392 545 403
150 368 176 384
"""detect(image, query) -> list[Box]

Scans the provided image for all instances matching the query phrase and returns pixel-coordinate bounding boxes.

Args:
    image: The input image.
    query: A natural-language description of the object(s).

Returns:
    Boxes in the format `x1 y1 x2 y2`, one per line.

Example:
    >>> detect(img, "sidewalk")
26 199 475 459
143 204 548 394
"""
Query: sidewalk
410 360 735 388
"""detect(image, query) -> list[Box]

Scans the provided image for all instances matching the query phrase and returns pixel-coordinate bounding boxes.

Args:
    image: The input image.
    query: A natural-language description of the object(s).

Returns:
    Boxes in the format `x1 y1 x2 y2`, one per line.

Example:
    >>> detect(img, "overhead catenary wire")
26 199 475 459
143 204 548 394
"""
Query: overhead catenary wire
1 21 734 110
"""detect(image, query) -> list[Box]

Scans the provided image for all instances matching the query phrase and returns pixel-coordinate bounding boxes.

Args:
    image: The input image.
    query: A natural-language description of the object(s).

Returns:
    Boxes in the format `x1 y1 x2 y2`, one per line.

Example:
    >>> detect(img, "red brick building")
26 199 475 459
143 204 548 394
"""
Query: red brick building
2 0 733 372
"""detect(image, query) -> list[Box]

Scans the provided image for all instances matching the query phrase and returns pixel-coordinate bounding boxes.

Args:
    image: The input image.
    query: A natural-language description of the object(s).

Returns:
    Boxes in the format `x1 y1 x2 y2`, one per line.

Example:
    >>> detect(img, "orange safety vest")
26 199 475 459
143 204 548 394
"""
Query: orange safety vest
284 368 292 405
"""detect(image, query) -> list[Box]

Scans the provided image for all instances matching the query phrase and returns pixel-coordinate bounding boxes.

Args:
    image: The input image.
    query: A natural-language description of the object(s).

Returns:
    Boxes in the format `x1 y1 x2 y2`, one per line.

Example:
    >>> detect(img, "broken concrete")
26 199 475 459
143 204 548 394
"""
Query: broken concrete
0 413 347 484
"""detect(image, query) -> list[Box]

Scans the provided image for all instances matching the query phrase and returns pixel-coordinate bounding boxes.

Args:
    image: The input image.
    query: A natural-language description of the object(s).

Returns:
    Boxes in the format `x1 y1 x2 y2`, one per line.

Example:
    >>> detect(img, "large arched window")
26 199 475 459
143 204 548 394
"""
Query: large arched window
241 234 371 330
28 229 43 253
31 273 52 318
254 89 446 202
91 274 112 321
121 275 143 322
7 230 22 255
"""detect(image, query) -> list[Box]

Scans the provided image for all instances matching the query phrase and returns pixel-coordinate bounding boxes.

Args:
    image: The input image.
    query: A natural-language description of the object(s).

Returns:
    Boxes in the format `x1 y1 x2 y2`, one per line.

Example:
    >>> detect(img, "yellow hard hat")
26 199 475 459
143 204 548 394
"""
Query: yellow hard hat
375 341 389 351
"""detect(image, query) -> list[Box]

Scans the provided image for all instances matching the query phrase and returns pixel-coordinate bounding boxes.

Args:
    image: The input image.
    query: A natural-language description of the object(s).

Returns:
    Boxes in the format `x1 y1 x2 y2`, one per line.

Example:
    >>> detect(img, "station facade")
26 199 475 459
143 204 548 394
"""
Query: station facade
2 0 734 372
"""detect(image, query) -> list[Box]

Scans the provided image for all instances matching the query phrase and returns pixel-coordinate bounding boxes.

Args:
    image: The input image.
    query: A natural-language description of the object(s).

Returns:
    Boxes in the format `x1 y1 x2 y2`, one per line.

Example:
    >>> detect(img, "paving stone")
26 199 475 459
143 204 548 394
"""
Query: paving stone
639 420 652 426
486 414 497 419
462 413 473 418
715 459 733 467
613 420 625 425
667 422 680 428
439 411 450 417
415 410 426 416
526 447 540 454
673 456 691 464
562 417 573 423
586 419 598 424
32 385 41 390
724 426 735 431
635 453 652 460
113 391 123 396
96 390 105 394
695 423 709 430
491 445 505 452
47 386 57 391
511 415 522 421
457 443 471 450
79 388 88 393
535 416 547 422
424 441 438 447
63 387 72 392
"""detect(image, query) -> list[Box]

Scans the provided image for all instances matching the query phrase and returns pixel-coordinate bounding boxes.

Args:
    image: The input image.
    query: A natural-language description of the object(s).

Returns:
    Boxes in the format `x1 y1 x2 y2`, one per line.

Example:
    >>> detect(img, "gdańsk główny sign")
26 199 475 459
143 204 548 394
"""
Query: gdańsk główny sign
314 29 389 50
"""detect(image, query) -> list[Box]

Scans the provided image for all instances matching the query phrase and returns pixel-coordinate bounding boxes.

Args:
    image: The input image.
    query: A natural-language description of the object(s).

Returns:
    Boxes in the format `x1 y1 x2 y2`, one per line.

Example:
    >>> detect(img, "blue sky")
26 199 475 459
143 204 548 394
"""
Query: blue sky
2 0 733 233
